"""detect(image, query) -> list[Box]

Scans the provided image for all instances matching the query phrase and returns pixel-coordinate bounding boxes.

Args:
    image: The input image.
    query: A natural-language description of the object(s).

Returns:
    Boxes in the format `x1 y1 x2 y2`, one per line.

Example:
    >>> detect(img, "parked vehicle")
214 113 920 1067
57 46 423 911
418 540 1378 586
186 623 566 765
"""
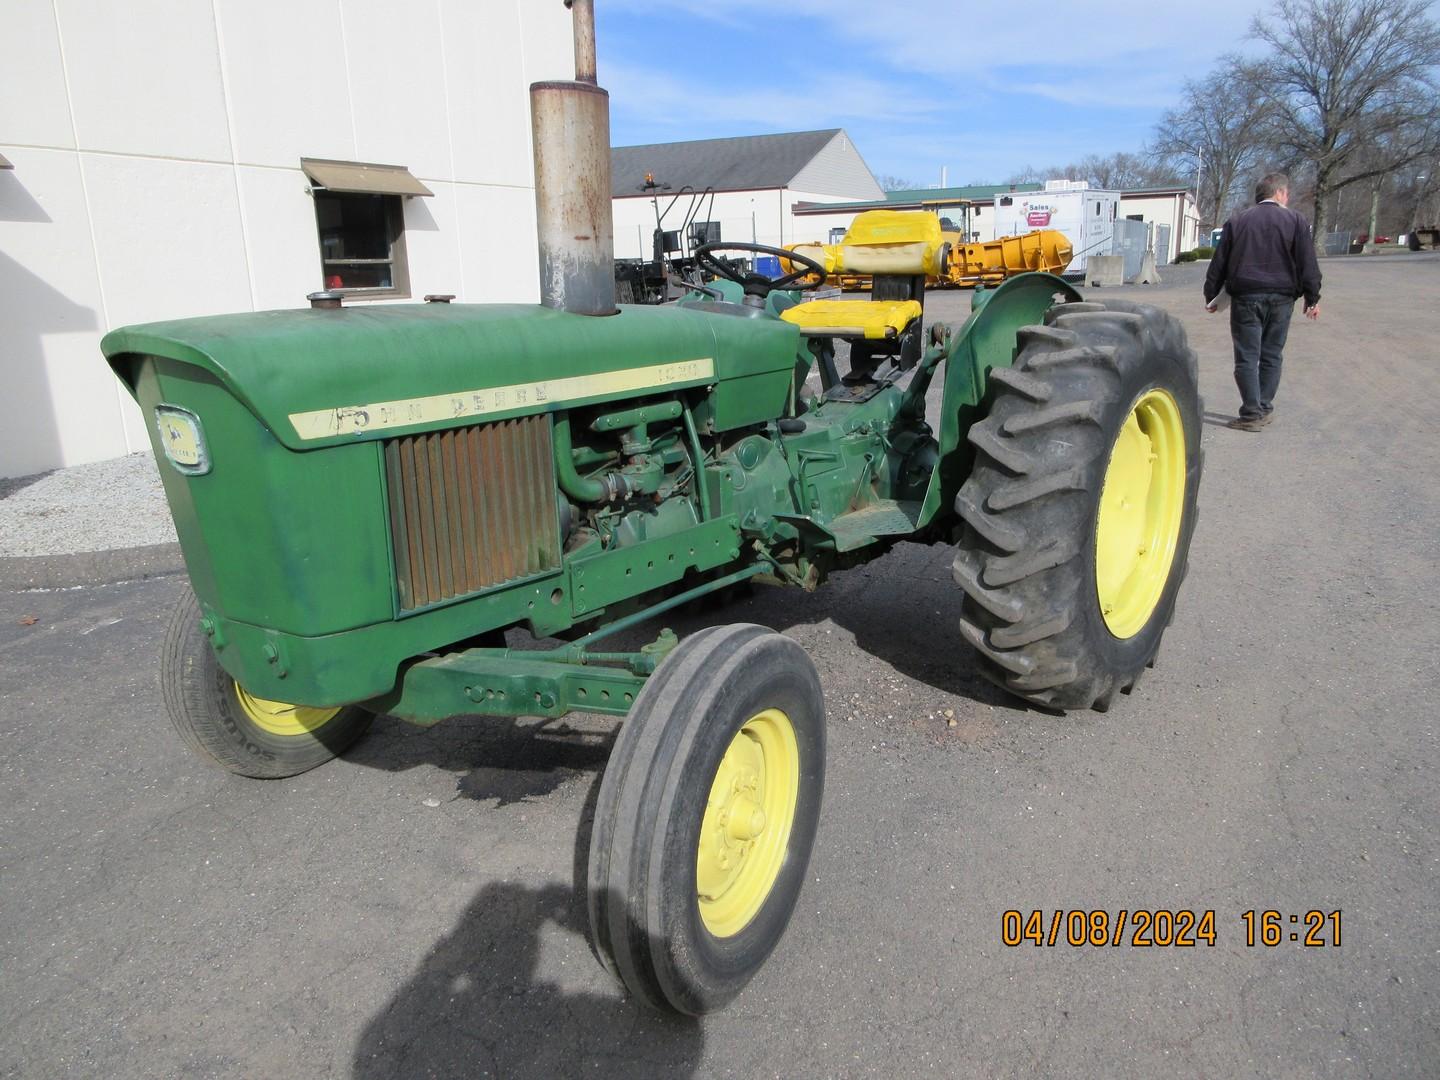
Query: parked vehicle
101 0 1203 1017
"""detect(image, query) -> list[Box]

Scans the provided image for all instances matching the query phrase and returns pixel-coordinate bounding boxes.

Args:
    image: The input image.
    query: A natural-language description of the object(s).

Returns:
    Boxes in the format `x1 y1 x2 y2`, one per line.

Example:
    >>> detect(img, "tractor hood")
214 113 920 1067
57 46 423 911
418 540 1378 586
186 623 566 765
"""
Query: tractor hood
103 302 799 450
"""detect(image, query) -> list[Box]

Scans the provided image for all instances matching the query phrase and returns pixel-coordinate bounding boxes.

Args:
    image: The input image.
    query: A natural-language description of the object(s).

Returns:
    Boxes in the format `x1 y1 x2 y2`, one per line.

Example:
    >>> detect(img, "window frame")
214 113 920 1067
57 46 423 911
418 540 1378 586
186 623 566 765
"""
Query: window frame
310 189 412 301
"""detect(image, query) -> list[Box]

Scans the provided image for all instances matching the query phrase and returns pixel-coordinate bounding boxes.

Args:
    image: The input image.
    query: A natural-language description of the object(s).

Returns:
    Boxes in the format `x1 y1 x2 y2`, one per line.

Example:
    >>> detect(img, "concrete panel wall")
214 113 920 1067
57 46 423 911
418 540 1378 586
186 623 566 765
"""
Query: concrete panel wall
0 0 572 478
443 1 530 188
455 184 543 303
82 154 254 325
0 2 74 150
237 166 333 312
214 0 359 168
0 148 112 476
55 0 233 162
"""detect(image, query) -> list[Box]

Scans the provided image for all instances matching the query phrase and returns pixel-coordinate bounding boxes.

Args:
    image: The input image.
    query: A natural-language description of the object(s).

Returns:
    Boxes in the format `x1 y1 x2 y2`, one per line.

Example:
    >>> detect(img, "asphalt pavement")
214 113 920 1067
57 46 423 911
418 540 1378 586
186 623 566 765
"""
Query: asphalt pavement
2 254 1437 1078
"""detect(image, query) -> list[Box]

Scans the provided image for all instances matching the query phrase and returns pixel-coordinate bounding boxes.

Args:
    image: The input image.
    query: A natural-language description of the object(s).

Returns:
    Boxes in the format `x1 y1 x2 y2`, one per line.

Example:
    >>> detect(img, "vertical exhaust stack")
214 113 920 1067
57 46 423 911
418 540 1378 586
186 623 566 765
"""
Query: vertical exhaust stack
531 0 617 315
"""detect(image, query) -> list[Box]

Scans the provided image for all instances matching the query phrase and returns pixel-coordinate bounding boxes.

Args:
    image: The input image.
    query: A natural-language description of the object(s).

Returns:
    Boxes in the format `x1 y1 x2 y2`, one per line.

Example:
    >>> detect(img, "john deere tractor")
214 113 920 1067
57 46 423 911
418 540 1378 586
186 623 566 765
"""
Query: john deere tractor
103 0 1201 1015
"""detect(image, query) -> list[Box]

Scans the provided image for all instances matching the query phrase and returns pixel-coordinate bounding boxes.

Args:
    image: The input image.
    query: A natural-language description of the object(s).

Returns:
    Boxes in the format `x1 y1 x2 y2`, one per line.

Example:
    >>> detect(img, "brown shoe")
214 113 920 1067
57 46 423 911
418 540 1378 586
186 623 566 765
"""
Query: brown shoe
1227 416 1266 432
1256 411 1275 427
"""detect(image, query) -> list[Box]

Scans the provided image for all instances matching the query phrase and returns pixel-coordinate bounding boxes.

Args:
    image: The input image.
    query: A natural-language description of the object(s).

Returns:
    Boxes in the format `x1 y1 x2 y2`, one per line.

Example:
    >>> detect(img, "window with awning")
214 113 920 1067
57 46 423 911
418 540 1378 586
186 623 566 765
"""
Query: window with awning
301 158 432 299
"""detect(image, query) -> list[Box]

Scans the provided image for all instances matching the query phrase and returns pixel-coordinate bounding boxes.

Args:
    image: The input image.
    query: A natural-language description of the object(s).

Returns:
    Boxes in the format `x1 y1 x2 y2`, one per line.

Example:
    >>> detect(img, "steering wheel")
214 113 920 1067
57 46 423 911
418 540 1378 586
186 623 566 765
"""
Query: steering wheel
693 242 827 298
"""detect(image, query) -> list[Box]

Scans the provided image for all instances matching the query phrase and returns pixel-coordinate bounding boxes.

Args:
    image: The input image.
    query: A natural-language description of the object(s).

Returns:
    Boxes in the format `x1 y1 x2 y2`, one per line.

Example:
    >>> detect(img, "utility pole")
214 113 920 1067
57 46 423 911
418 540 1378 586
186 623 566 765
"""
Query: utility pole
1194 150 1205 230
1362 175 1383 253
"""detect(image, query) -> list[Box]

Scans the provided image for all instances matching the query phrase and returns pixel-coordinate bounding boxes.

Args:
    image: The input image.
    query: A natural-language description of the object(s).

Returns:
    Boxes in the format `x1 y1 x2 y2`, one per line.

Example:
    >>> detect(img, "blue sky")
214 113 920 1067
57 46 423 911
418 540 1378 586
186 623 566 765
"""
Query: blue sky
594 0 1274 184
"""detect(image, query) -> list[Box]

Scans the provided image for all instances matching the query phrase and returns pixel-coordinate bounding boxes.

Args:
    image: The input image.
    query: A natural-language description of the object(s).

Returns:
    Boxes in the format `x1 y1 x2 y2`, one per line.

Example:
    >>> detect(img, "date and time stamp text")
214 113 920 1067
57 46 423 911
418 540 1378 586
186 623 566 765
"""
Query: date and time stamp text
1001 909 1343 948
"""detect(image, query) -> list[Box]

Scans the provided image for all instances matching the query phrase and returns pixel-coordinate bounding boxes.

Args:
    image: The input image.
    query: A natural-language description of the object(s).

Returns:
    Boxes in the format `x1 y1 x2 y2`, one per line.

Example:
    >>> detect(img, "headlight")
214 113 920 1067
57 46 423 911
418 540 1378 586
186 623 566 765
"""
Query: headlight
154 405 210 475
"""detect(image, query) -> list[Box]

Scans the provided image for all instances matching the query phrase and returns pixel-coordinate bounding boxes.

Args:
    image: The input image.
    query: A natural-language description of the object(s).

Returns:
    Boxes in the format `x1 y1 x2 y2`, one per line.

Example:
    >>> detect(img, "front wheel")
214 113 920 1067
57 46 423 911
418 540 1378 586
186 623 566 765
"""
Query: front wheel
952 299 1203 711
160 589 374 778
587 624 825 1014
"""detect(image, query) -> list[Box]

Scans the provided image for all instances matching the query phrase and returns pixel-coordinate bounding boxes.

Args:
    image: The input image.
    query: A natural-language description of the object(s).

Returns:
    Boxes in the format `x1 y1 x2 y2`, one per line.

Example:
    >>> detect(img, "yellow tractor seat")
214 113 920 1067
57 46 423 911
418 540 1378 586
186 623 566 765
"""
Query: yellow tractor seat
780 298 923 340
783 210 944 382
780 211 944 344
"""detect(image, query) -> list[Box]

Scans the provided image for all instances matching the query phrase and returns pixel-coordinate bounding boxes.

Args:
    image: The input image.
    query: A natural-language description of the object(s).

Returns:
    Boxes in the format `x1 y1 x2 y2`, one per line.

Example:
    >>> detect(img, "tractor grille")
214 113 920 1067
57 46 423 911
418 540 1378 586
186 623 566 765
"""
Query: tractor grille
383 416 561 612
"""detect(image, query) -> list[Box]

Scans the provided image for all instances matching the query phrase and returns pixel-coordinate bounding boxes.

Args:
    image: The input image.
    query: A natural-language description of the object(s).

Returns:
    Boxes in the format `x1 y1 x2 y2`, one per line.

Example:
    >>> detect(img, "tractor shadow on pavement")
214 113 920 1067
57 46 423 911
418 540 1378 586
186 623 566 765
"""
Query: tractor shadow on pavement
653 545 1040 717
345 709 618 806
350 766 704 1080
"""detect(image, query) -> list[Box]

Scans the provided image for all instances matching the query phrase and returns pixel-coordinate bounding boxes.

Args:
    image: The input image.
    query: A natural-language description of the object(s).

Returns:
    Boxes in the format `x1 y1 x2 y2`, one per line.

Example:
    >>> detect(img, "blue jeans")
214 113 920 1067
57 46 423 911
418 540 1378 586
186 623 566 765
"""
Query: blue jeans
1229 292 1295 418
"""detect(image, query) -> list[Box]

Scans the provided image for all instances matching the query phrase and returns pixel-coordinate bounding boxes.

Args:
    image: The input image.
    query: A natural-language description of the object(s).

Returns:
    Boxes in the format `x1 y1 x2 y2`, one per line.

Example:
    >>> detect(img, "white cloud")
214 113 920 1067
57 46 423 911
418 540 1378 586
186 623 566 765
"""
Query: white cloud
602 59 944 137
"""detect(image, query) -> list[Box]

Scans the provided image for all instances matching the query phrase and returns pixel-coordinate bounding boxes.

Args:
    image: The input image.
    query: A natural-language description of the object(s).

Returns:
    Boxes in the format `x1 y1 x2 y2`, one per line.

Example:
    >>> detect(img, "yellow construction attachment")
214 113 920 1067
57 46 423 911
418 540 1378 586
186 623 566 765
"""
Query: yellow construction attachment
785 217 1073 291
782 210 948 291
779 298 922 339
939 229 1073 287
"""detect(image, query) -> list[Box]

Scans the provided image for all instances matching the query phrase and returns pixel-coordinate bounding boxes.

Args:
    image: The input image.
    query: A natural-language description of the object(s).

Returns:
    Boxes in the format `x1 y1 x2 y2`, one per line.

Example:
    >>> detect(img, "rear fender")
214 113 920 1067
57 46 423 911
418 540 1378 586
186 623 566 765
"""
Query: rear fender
916 272 1082 528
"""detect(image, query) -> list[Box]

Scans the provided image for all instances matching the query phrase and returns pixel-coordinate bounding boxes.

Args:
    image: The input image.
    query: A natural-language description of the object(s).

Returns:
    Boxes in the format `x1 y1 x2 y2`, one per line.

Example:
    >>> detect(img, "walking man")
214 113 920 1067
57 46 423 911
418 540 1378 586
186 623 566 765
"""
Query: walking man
1204 173 1322 431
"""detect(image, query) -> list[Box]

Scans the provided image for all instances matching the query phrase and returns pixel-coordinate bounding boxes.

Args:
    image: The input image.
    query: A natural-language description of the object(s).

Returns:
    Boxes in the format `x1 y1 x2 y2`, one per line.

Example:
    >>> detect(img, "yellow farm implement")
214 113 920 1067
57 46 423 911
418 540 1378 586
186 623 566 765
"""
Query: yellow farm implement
786 212 1073 291
938 228 1074 287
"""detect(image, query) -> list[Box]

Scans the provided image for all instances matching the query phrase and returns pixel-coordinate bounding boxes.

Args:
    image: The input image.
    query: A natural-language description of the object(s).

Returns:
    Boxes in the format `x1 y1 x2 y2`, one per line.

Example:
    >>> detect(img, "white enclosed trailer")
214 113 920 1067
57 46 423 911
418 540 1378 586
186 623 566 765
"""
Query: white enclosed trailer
989 180 1119 275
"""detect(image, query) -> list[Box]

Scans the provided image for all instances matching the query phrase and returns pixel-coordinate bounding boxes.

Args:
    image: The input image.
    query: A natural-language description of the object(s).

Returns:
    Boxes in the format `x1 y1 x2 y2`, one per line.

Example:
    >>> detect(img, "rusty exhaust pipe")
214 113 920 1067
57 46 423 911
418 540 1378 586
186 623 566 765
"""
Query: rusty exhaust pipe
530 0 616 316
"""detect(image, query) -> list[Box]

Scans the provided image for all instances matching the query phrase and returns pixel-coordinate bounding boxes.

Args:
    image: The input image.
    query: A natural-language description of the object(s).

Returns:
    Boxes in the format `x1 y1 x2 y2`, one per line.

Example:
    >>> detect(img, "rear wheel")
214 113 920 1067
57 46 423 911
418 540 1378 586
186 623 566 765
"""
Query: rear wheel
160 589 374 777
587 624 825 1014
952 299 1203 710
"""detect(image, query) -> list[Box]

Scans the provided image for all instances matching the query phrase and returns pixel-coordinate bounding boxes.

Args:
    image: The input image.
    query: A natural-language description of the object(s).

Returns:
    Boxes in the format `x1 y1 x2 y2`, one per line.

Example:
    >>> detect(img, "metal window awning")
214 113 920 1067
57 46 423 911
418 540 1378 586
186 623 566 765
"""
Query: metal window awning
301 158 432 197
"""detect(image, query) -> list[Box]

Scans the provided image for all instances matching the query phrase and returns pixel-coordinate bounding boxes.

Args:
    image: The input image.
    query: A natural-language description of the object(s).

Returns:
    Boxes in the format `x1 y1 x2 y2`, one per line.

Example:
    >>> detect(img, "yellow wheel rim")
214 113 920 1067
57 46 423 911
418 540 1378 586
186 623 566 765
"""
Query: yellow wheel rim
234 685 341 737
696 708 800 938
1094 388 1187 639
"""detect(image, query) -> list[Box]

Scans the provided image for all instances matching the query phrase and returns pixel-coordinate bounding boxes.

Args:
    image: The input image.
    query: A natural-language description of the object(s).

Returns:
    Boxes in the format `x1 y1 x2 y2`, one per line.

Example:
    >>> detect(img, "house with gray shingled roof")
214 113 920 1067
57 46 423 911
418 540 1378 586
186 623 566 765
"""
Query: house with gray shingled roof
609 129 884 259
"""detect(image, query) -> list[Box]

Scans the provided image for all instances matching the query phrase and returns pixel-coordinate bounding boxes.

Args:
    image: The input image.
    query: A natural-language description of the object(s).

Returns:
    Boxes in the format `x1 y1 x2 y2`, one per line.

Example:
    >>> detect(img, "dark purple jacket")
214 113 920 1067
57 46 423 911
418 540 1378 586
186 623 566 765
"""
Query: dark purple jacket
1204 201 1322 307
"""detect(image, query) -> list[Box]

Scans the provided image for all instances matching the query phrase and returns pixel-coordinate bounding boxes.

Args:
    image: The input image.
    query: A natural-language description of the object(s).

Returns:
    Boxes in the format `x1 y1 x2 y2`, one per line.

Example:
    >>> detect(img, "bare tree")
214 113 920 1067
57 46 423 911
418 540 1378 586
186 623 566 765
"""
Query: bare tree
1394 159 1440 230
1153 59 1273 231
1076 152 1138 189
1007 153 1183 190
1249 0 1440 253
1323 132 1440 237
875 175 926 191
1005 164 1058 185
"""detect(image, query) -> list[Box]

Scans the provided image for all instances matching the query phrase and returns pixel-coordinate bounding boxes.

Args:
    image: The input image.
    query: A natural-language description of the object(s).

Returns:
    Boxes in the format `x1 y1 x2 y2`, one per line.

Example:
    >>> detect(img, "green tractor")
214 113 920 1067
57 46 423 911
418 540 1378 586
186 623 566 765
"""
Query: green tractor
102 1 1201 1016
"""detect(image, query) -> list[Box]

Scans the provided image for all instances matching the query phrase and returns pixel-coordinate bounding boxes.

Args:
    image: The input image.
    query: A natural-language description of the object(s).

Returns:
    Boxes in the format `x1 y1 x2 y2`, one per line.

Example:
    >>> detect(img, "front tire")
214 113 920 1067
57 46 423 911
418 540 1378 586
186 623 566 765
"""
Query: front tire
160 589 374 778
587 624 825 1014
952 299 1203 710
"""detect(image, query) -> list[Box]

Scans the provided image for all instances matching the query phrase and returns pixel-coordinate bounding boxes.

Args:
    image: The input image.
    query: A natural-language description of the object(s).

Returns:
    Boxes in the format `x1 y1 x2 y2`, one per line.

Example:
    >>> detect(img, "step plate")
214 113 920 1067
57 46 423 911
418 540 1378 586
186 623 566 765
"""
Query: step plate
827 499 922 552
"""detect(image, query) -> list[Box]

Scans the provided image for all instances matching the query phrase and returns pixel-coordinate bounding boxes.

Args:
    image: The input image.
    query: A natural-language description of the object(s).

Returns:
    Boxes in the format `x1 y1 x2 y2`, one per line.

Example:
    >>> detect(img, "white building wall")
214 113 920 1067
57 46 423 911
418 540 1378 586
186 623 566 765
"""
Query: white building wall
793 201 987 246
785 190 874 246
1119 192 1200 259
789 209 858 245
0 0 572 478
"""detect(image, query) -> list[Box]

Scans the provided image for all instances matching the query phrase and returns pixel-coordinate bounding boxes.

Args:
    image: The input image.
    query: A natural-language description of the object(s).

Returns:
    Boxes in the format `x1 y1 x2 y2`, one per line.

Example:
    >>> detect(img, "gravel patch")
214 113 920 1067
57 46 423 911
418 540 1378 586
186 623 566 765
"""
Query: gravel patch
0 452 176 557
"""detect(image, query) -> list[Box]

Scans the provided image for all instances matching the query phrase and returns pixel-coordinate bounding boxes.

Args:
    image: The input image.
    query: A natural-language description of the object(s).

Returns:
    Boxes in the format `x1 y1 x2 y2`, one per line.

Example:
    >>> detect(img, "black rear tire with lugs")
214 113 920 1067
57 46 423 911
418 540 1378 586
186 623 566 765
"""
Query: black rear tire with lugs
952 299 1203 711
